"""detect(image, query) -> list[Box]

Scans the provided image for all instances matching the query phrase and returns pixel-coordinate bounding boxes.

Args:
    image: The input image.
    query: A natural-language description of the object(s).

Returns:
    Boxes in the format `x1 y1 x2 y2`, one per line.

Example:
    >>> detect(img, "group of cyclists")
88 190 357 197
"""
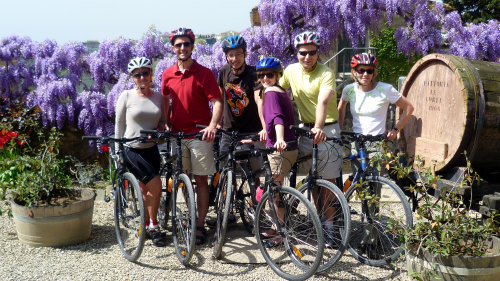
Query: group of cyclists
115 26 415 257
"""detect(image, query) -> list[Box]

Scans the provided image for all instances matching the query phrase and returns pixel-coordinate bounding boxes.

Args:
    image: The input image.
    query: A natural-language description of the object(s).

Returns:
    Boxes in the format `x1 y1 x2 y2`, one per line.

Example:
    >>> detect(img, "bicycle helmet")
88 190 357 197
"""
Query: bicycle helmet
127 57 152 74
351 53 378 68
294 31 321 48
169 27 195 44
222 35 247 53
256 57 283 74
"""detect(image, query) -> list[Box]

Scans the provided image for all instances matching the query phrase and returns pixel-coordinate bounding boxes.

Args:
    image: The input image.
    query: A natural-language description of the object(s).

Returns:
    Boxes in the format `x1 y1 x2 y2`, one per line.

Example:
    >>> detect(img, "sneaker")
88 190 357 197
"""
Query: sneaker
145 228 167 240
324 226 341 248
149 229 166 247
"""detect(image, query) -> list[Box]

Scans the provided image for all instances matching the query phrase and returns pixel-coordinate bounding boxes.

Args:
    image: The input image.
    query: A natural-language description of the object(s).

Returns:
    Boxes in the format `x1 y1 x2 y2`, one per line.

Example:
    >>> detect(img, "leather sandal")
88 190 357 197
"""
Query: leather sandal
196 226 207 245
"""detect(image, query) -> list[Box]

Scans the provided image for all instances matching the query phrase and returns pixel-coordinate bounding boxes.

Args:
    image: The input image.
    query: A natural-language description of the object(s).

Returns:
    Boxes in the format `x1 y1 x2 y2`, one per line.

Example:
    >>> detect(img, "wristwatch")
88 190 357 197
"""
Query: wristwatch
393 127 399 132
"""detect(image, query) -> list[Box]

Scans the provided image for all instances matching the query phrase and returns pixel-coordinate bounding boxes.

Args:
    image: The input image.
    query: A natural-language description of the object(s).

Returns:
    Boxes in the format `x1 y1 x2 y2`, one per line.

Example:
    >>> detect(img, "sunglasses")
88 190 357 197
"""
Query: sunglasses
356 68 375 75
227 53 245 59
257 72 275 79
298 50 318 56
132 70 150 78
174 42 192 48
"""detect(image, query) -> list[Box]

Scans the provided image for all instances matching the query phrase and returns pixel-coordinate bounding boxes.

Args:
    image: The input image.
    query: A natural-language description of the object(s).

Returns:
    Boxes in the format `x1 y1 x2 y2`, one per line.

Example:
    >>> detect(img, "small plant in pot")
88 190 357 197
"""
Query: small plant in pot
1 103 96 247
386 153 500 281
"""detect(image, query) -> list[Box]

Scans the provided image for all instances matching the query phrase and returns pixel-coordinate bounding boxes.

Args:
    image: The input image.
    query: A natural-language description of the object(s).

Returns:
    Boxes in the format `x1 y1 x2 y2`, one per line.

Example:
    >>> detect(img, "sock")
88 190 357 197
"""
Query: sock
149 218 158 230
323 220 333 229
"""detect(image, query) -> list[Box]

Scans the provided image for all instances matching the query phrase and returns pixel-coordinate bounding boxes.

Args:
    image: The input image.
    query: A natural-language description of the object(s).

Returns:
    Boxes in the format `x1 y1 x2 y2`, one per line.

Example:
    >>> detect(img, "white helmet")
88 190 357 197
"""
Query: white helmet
294 31 321 49
127 57 152 74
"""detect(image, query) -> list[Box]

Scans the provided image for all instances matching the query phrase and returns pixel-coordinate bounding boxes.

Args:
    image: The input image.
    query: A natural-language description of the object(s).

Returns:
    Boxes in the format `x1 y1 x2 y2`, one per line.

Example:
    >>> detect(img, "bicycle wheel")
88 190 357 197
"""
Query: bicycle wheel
255 186 324 281
345 175 412 266
213 169 233 259
296 179 351 272
171 173 196 265
114 172 146 262
236 168 256 235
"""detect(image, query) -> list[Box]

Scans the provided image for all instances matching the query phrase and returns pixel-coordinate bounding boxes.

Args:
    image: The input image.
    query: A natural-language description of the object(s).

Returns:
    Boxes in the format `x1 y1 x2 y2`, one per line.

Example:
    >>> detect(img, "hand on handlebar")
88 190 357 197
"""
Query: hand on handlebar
386 130 397 141
274 139 287 152
311 127 326 144
201 125 217 142
259 129 267 143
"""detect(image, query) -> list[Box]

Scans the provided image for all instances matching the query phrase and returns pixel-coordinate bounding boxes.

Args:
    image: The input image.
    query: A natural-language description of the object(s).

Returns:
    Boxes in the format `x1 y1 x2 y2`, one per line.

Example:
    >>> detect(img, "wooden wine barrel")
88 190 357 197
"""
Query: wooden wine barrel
400 53 500 173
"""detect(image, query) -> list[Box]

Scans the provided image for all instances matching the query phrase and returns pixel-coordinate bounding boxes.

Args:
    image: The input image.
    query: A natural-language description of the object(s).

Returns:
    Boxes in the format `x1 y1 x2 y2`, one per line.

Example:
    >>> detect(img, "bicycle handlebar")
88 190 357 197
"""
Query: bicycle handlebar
233 140 297 158
289 125 348 145
340 131 387 143
139 129 203 140
82 135 143 144
196 124 259 142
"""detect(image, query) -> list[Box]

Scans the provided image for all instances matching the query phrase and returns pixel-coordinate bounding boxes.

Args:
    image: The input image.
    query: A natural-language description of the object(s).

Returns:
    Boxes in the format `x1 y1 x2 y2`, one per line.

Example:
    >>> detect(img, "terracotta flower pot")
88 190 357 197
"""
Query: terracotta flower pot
11 188 96 247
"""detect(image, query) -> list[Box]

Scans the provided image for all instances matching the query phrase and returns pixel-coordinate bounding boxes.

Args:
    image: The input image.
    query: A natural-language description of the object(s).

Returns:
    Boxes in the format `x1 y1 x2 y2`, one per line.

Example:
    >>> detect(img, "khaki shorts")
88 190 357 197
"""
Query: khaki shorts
176 139 216 176
268 149 298 175
297 122 342 179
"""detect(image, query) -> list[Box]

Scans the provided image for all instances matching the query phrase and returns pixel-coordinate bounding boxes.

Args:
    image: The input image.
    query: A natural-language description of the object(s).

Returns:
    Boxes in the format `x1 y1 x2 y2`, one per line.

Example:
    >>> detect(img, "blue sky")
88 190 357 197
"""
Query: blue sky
1 0 260 44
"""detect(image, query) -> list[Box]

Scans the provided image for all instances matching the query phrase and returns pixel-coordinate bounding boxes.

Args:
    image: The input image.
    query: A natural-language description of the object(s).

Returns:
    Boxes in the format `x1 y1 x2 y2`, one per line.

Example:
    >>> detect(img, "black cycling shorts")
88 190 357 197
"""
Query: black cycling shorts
123 145 160 184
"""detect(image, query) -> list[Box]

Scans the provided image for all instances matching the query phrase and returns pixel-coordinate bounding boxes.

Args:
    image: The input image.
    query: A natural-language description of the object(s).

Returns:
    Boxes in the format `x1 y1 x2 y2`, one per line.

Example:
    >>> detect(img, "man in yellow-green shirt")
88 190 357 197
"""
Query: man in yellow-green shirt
279 31 341 182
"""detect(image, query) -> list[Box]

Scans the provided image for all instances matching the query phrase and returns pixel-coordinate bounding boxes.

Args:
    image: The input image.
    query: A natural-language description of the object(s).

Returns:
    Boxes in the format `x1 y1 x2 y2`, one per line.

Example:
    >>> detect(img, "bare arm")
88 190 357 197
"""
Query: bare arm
387 96 414 141
274 124 286 152
202 97 223 142
217 86 225 127
311 88 334 144
162 95 170 131
337 98 349 131
255 88 267 142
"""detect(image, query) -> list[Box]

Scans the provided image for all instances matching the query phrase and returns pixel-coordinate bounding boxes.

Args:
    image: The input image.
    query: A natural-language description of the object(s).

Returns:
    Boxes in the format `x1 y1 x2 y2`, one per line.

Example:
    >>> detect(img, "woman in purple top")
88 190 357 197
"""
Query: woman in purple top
257 57 298 247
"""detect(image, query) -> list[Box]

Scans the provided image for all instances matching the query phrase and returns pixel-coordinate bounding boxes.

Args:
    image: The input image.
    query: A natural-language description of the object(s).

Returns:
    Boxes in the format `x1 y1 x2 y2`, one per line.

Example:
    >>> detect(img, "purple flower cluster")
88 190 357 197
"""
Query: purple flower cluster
134 28 169 59
87 38 134 92
27 78 77 129
77 90 113 137
0 36 36 103
445 12 500 62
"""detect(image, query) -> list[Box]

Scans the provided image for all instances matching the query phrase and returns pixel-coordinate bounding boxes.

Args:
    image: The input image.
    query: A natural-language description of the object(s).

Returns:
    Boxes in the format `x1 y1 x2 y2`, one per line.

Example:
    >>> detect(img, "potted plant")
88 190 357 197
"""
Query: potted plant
386 153 500 281
0 102 96 247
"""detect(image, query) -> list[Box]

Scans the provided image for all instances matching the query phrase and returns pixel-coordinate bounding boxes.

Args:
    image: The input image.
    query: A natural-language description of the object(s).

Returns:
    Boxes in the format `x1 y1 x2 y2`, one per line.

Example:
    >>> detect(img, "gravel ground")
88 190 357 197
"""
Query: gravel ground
0 197 411 281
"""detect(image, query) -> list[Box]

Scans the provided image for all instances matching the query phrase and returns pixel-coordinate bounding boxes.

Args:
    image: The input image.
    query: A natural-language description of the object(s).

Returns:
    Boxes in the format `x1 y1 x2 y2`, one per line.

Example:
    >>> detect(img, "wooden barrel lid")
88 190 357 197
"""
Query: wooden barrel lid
400 54 476 172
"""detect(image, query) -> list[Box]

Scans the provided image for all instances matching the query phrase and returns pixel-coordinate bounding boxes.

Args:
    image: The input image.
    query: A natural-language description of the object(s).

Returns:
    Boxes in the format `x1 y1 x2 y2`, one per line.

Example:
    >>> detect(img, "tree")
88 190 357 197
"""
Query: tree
443 0 500 24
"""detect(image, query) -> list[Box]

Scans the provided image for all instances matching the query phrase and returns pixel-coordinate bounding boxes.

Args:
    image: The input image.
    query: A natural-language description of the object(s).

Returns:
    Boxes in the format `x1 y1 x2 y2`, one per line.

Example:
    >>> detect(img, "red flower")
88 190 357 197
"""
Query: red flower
16 139 26 146
100 144 110 152
8 131 18 139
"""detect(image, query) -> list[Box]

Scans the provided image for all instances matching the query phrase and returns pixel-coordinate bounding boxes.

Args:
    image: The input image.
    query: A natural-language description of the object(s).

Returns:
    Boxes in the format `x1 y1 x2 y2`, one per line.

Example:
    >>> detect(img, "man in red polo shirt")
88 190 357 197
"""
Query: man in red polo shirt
161 27 223 245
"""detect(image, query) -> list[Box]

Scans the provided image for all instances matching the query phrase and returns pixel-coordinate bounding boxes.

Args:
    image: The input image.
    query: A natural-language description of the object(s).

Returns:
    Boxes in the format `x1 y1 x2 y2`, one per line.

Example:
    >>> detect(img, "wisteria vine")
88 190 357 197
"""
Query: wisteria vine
0 1 498 153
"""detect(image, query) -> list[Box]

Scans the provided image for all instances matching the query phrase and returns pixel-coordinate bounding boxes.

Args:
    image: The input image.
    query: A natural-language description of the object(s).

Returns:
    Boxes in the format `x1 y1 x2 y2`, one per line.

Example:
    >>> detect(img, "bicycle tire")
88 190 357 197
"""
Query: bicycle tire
213 169 233 259
114 172 146 262
171 173 196 265
296 179 351 272
345 175 412 266
255 186 324 281
236 169 256 235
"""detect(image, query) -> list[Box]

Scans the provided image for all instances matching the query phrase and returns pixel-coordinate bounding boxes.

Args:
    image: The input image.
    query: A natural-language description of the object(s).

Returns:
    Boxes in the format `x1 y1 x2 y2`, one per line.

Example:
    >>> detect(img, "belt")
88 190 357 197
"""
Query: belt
302 121 338 128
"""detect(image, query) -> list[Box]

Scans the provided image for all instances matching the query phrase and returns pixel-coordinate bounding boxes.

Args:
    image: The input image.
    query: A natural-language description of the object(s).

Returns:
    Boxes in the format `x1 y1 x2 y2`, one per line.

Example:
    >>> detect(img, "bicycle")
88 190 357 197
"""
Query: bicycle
140 129 200 265
341 131 413 266
207 127 260 259
246 144 324 281
286 125 352 273
82 135 146 262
